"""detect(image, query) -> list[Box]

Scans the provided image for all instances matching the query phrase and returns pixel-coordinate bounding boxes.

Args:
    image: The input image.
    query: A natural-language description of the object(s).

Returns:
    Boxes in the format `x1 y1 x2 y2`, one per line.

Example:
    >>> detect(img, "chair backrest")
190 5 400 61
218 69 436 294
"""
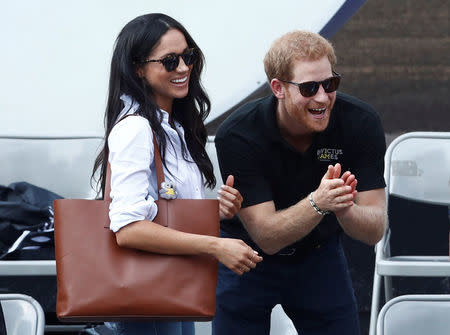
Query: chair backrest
0 136 103 199
385 132 450 206
0 294 45 335
377 294 450 335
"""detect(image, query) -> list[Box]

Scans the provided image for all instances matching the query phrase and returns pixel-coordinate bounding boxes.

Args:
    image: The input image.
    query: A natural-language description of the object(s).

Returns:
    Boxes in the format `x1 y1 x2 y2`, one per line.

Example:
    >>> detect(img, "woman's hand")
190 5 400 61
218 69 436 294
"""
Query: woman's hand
218 175 243 220
213 238 263 275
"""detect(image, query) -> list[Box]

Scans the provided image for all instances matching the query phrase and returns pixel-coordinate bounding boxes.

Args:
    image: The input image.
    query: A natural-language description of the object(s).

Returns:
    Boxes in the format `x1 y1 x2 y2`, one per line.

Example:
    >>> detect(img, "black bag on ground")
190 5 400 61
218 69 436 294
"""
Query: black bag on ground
0 182 62 260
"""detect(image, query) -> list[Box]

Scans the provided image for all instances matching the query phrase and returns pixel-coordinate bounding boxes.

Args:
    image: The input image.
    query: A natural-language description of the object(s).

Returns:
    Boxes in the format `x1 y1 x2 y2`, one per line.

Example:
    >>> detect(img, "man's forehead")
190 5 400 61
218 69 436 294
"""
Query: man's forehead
288 56 333 79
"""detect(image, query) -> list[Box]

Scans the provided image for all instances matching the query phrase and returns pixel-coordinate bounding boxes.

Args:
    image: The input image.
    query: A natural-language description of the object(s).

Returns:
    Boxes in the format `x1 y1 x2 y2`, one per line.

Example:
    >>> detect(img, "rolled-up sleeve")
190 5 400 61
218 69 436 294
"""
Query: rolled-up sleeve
107 116 158 232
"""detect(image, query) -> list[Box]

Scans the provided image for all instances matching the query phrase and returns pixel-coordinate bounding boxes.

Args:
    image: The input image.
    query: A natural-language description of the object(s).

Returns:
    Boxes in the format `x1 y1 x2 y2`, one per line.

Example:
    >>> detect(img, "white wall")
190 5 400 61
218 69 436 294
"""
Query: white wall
0 0 343 137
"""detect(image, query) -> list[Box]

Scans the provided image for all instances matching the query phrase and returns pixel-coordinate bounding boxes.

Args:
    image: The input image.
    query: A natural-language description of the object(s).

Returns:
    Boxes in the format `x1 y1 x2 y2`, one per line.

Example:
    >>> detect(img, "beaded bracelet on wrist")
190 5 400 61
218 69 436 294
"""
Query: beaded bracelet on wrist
308 192 330 216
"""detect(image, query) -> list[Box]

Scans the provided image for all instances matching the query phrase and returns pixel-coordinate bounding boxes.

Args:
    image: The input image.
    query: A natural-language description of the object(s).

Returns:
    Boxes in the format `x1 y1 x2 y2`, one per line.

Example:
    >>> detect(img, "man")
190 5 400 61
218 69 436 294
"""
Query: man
213 31 387 335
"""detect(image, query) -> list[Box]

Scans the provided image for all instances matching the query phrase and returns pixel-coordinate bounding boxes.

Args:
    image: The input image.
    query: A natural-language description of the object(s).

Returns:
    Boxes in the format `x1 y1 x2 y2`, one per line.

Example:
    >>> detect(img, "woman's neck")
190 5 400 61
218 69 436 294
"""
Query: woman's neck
155 96 173 115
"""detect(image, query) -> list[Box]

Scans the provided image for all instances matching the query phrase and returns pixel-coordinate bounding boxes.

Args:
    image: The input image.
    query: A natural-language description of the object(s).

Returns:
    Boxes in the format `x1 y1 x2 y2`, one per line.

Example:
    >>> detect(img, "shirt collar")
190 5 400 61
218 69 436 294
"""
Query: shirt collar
118 94 170 125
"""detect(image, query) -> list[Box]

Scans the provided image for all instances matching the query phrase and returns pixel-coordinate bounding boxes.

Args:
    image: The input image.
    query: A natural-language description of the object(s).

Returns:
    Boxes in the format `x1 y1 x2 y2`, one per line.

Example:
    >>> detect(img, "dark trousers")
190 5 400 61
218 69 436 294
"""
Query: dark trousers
106 321 194 335
213 233 360 335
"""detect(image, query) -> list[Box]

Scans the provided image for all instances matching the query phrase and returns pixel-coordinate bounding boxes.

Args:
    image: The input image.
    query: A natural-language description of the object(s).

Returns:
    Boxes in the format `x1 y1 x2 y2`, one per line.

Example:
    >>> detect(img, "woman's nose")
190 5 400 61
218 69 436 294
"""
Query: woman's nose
176 56 189 72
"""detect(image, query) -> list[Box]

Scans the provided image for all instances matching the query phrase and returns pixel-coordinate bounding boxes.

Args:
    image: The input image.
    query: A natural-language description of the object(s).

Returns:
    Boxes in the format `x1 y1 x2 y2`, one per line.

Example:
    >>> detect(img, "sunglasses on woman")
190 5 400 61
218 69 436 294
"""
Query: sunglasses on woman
279 72 341 97
138 48 197 72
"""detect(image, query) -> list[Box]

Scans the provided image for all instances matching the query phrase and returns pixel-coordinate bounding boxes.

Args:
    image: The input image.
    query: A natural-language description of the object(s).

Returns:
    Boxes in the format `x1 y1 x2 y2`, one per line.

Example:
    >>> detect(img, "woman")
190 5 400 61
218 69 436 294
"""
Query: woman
92 13 262 335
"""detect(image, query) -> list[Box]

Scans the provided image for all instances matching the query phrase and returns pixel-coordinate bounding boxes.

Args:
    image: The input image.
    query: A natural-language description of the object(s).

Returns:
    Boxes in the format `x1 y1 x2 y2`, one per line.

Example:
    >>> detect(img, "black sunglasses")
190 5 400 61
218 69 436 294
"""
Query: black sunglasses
138 48 196 72
279 72 341 97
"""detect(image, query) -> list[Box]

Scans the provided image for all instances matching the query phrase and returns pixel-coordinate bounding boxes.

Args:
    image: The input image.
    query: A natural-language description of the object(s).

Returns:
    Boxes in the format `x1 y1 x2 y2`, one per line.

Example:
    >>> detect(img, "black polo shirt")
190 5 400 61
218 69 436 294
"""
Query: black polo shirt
215 92 386 254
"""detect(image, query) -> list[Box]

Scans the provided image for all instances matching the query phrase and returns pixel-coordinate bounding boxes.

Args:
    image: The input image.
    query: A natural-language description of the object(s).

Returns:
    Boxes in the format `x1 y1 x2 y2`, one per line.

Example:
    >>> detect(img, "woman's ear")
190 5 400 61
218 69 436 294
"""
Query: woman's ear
270 78 285 99
136 67 144 78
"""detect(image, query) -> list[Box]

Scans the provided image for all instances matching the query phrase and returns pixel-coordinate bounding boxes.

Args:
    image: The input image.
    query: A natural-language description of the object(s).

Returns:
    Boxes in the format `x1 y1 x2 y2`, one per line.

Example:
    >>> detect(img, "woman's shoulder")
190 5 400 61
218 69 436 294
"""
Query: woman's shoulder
109 115 152 149
112 115 151 135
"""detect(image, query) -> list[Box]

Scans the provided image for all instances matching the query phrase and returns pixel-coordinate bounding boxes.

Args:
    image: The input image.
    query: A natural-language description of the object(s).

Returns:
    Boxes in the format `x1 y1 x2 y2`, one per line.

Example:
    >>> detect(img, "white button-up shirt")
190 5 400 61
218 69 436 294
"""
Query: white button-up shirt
108 95 205 232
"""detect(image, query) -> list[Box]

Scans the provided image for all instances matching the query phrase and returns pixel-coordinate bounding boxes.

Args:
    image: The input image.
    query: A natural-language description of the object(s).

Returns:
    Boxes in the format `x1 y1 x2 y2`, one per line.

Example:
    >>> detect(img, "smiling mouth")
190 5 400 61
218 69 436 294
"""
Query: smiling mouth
171 76 188 84
309 107 327 116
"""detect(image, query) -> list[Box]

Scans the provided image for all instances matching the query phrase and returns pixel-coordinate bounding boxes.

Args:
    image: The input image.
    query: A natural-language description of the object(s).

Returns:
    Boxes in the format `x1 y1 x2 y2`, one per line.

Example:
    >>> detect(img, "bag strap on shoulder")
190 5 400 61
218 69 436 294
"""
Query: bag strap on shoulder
152 133 164 191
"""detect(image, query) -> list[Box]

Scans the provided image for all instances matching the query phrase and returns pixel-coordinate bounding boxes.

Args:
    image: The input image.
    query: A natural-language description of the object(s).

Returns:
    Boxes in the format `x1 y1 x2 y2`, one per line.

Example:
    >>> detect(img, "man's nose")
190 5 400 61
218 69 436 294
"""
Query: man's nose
313 84 329 102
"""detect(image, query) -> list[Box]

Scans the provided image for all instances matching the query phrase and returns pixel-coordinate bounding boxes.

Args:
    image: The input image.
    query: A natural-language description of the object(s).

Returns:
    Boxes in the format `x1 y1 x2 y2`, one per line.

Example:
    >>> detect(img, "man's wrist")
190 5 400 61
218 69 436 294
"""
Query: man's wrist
334 203 354 220
308 192 330 216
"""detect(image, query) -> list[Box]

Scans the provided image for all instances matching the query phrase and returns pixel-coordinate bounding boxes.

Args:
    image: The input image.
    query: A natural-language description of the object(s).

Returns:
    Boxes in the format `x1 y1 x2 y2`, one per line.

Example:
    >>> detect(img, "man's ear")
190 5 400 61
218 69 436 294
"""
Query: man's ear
270 78 285 99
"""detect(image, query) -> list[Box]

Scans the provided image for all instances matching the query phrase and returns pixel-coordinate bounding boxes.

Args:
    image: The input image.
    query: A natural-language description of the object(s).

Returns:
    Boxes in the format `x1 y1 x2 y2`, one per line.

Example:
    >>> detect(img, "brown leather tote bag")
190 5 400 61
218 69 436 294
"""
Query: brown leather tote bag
54 134 219 322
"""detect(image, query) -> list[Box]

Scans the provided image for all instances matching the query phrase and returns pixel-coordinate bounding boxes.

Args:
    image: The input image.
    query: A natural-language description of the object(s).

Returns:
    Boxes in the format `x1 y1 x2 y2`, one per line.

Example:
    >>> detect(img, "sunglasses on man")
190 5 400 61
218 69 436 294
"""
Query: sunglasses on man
279 71 341 97
137 48 197 72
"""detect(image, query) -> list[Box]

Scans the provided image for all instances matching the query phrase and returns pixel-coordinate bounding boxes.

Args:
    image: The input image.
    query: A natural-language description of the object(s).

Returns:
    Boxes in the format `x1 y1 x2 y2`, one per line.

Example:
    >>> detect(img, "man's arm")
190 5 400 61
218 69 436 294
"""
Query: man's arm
314 165 387 246
238 165 355 255
238 199 321 255
335 188 386 245
329 101 387 245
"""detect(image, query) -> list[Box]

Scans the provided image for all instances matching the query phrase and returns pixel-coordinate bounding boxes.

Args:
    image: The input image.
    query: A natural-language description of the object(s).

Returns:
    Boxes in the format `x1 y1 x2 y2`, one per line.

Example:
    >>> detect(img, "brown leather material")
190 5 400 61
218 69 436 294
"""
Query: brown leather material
152 133 165 188
54 132 219 322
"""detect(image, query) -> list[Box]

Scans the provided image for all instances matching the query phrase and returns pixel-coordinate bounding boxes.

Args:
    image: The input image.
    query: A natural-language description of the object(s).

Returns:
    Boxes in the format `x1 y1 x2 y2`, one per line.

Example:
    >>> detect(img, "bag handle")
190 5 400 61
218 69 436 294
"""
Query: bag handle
152 132 165 193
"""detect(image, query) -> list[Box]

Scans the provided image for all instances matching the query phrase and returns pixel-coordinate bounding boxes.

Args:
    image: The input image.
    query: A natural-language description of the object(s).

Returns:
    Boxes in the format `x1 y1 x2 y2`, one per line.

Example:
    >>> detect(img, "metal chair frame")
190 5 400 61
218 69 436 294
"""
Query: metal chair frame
0 293 45 335
377 294 450 335
369 132 450 335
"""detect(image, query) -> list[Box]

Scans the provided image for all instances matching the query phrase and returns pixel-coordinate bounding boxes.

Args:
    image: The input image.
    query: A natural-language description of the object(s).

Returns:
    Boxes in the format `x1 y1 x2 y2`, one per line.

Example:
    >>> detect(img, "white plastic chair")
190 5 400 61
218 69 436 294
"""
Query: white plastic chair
377 294 450 335
369 132 450 335
0 294 45 335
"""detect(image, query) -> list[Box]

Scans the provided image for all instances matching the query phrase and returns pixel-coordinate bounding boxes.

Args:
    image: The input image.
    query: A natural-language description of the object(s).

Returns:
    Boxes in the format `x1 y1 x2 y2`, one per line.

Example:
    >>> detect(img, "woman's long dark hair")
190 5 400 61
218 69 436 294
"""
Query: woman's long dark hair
92 13 215 198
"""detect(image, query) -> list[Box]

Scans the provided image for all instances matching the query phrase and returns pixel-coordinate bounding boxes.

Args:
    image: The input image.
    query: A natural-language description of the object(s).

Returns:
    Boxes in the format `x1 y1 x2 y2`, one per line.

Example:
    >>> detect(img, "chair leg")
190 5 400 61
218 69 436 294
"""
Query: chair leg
384 275 393 301
369 271 382 335
383 242 393 302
